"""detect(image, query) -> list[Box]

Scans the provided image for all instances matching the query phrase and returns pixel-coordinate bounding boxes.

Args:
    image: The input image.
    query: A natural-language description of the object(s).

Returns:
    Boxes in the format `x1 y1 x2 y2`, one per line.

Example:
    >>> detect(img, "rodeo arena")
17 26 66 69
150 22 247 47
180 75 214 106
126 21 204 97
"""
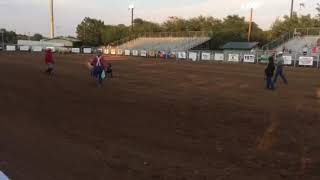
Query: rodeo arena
1 1 320 180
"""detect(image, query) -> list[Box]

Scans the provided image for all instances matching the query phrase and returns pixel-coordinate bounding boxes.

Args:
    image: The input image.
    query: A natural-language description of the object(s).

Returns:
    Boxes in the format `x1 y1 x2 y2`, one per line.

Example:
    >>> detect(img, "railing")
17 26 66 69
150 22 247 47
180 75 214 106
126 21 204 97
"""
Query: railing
262 32 293 50
294 27 320 36
262 28 320 50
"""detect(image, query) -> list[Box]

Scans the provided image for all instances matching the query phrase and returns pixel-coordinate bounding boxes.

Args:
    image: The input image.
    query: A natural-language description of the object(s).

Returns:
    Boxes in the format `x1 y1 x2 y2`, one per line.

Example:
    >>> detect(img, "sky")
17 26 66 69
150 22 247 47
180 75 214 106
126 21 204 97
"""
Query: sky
0 0 318 37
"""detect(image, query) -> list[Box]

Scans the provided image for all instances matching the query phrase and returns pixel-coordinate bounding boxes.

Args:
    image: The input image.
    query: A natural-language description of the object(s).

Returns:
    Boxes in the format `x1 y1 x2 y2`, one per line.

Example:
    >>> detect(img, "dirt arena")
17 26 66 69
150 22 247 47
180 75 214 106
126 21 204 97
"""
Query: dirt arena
0 53 319 180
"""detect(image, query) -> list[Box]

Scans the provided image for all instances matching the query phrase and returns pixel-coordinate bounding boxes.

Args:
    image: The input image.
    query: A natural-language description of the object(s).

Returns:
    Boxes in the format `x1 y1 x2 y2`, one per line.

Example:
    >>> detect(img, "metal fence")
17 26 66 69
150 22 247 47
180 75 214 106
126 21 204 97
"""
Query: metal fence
102 47 320 69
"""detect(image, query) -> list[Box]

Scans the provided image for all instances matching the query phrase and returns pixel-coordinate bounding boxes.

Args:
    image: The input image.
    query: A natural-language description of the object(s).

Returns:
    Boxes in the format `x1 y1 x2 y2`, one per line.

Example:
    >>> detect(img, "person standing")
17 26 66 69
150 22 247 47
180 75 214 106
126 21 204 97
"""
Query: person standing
265 56 276 90
273 52 288 85
89 53 106 87
45 48 54 76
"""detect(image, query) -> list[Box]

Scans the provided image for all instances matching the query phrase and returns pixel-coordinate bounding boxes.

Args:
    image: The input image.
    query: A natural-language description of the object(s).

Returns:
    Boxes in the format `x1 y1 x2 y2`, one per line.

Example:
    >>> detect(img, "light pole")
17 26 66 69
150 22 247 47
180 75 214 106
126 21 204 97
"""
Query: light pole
290 0 294 18
129 3 135 32
0 30 4 51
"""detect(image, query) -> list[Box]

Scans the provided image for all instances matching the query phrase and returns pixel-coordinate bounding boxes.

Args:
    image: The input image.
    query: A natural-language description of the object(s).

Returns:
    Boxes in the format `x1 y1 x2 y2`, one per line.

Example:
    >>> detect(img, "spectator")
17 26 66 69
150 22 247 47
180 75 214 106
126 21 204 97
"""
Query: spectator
303 45 308 56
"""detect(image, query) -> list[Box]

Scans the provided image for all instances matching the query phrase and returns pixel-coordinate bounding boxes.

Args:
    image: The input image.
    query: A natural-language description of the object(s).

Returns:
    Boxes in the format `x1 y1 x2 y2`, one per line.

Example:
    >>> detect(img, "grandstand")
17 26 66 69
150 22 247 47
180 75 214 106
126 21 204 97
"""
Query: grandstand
264 28 320 55
276 36 319 53
116 31 211 51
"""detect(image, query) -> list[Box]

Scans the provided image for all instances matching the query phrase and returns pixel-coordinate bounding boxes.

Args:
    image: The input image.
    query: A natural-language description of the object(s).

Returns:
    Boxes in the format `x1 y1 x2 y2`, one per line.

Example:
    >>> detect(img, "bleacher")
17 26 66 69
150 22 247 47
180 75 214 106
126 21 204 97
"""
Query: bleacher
117 32 210 51
276 35 319 54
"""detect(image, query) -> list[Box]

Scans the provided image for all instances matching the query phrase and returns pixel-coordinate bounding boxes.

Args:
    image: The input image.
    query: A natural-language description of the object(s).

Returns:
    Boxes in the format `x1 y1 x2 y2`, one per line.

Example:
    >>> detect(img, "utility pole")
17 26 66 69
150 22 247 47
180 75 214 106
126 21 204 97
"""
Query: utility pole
290 0 294 19
248 8 253 42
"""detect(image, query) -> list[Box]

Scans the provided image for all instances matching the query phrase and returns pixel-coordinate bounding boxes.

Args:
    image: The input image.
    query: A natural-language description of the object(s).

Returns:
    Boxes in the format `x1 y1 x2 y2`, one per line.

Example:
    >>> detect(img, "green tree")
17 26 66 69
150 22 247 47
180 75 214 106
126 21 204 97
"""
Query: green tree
31 33 44 41
76 17 105 46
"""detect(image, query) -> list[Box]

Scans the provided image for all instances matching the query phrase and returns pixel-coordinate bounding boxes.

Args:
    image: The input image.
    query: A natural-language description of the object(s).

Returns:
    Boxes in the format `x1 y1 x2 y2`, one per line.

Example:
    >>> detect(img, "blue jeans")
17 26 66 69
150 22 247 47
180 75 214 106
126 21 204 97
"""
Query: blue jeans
266 76 275 90
274 68 288 84
93 66 103 85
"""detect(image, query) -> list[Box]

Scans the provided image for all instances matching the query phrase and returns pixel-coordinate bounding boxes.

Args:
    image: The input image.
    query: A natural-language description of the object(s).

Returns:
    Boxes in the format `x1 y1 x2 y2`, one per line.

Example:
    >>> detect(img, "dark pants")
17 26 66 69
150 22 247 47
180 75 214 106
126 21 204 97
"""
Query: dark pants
266 76 275 90
106 69 113 77
93 66 103 86
274 68 288 84
45 63 54 75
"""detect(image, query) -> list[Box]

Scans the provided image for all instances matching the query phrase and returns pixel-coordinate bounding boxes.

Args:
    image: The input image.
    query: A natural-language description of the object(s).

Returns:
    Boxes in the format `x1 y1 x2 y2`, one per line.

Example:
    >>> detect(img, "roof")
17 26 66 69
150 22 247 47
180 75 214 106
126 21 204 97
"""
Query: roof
41 37 81 42
223 42 259 50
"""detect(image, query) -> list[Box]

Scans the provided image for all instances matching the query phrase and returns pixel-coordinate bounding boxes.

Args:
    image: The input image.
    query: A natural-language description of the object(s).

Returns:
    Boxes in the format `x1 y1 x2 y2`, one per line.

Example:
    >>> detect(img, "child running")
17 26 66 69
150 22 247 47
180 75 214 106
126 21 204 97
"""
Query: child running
45 48 54 76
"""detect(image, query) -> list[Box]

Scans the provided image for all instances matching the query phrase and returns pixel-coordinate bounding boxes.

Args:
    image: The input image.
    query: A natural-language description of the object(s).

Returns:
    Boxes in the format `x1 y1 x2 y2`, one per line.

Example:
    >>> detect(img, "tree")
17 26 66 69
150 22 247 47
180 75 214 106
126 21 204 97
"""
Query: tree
76 17 105 46
31 33 43 41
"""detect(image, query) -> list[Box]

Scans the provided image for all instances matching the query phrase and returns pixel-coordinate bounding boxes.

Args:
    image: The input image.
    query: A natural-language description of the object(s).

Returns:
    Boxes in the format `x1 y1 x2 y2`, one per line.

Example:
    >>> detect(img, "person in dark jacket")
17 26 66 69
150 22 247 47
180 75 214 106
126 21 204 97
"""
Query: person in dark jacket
265 56 276 90
106 63 113 78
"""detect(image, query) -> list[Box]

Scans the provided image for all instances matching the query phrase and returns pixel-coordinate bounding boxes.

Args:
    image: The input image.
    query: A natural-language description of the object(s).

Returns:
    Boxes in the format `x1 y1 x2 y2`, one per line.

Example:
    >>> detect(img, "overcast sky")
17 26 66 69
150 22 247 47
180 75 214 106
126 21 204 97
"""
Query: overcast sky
0 0 317 37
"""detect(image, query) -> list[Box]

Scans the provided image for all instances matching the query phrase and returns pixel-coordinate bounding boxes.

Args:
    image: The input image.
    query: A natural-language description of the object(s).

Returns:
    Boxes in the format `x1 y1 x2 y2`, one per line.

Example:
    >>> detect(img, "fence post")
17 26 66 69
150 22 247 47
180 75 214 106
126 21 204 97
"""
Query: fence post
316 54 319 69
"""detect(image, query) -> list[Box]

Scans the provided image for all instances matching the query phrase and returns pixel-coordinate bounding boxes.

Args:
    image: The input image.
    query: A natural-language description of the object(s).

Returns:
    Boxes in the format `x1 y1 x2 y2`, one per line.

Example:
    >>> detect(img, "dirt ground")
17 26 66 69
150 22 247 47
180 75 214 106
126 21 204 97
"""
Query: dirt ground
0 52 320 180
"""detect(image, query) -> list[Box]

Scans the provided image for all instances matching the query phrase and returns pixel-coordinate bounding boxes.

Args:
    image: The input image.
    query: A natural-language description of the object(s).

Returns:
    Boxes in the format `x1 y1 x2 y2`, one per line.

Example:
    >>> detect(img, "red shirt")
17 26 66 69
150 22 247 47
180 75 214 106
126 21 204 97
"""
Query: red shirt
90 56 105 69
45 50 54 64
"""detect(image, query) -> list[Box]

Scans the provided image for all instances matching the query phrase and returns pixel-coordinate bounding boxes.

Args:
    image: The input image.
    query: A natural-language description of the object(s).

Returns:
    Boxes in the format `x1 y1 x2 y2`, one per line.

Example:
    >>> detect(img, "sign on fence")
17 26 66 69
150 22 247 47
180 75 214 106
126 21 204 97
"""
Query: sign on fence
214 53 224 61
228 54 239 62
149 51 156 57
32 46 42 52
140 50 147 57
71 48 80 53
299 56 314 66
125 50 131 56
283 56 292 65
188 52 198 61
243 54 255 63
6 45 16 51
104 48 109 55
110 49 116 55
201 52 211 60
259 55 269 63
117 49 123 55
132 50 139 56
178 52 187 59
83 48 92 54
20 46 30 51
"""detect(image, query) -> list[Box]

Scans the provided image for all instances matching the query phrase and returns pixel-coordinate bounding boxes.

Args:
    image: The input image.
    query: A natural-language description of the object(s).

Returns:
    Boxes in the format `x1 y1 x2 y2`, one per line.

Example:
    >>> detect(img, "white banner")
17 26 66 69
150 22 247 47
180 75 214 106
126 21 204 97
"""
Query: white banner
71 48 80 53
125 50 131 56
299 56 314 66
103 48 109 55
6 45 16 51
188 52 198 61
201 52 211 60
178 52 187 59
140 50 147 57
132 50 139 56
228 54 239 62
214 53 224 61
243 54 255 63
32 46 43 52
283 56 292 65
110 49 116 55
20 46 30 51
117 49 123 55
83 48 92 54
